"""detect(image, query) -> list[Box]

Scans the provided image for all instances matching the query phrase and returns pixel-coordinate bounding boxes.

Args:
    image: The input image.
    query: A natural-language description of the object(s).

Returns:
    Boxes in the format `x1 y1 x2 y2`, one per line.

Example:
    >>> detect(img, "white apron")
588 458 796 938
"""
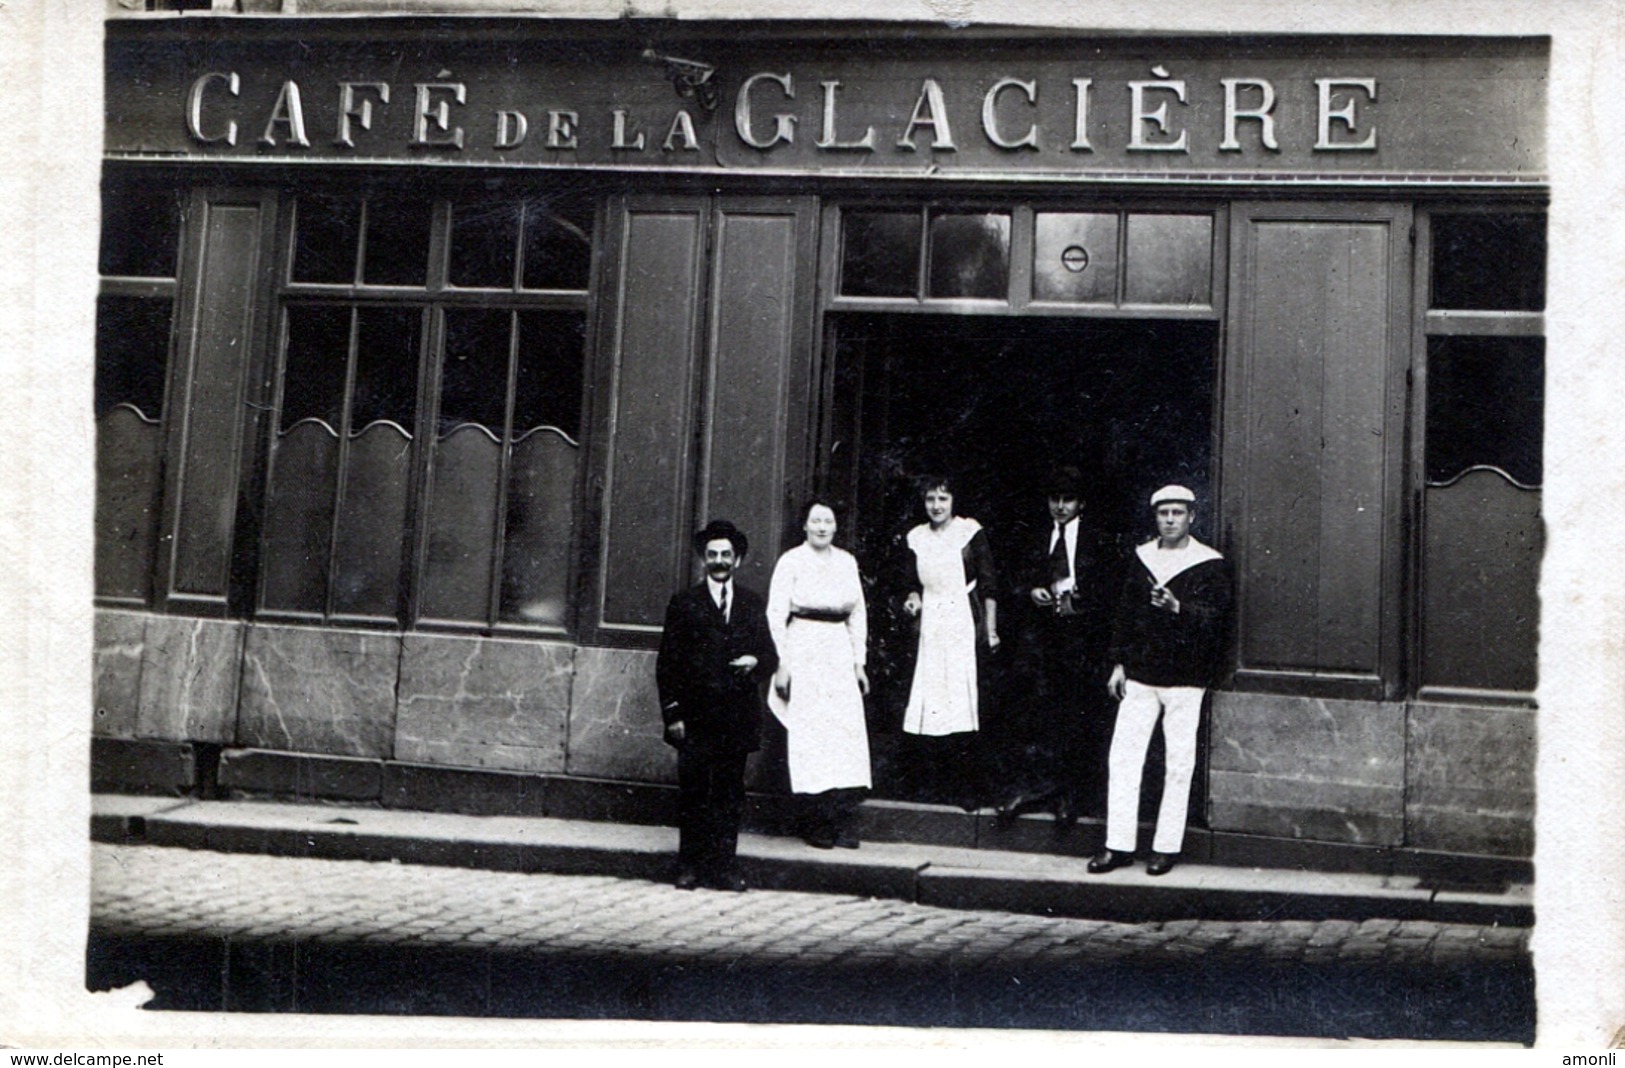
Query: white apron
769 617 872 794
902 519 980 736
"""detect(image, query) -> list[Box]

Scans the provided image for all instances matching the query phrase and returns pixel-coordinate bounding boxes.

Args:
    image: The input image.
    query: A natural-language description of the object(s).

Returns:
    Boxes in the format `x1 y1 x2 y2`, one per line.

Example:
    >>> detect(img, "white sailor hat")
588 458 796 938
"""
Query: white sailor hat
1149 484 1196 508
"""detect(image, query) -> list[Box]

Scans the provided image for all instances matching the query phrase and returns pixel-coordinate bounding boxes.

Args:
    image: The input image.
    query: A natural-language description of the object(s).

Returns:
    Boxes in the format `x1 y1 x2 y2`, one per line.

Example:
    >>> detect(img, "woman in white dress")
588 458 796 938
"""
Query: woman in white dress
767 500 872 849
898 475 1000 809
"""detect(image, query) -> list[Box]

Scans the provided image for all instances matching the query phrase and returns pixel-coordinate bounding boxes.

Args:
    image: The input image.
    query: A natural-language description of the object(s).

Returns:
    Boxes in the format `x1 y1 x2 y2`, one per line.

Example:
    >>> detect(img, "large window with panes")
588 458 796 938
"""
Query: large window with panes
1415 207 1545 703
95 185 183 608
94 176 597 636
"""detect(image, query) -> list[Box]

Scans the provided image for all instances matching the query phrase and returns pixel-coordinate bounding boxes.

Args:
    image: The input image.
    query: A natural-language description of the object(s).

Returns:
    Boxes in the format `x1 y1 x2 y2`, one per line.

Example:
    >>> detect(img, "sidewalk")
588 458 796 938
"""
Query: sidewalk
90 793 1532 927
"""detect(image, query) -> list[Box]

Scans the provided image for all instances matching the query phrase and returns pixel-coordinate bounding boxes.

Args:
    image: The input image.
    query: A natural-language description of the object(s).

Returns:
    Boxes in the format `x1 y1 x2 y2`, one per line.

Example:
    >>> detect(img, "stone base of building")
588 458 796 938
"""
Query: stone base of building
89 738 1531 888
92 609 1534 884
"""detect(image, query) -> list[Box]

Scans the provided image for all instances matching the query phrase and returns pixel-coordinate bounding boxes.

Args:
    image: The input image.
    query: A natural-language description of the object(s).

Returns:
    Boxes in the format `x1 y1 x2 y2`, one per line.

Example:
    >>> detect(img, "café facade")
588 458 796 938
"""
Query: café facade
92 8 1546 877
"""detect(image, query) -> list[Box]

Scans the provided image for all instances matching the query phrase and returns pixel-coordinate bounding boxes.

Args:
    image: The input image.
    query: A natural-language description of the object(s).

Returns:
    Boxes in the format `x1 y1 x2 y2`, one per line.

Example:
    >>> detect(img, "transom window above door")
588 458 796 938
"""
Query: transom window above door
835 204 1217 314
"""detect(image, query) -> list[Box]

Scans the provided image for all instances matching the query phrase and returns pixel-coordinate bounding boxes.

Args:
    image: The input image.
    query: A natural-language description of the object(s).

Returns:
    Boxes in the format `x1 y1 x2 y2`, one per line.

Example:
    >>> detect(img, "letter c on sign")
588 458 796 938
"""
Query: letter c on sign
187 71 240 146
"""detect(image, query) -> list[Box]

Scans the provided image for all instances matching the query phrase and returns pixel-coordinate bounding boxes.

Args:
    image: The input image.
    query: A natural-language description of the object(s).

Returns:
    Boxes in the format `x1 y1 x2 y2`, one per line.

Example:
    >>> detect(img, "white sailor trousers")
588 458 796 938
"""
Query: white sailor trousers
1105 679 1206 855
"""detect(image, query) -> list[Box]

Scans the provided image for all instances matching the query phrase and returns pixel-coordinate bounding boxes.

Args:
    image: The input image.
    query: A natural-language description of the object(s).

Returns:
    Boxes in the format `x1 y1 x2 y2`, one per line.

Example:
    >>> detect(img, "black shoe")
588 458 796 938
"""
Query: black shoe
1145 852 1177 876
674 868 701 890
708 871 748 892
805 830 837 850
835 832 860 849
1087 849 1133 874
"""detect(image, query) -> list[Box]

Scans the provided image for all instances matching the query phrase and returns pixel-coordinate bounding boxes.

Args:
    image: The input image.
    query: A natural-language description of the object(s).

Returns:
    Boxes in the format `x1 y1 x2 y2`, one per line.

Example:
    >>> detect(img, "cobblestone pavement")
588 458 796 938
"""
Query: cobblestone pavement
87 844 1534 1042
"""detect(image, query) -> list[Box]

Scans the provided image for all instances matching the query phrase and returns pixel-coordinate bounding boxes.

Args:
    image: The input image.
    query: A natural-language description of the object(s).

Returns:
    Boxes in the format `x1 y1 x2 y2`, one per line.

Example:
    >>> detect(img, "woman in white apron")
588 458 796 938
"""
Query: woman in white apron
898 475 1000 809
767 500 872 848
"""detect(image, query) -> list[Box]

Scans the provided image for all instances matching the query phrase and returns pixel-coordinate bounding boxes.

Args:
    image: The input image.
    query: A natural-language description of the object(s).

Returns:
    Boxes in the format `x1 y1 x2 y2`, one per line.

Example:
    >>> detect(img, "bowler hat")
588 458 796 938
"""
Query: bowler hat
693 519 748 557
1044 465 1086 498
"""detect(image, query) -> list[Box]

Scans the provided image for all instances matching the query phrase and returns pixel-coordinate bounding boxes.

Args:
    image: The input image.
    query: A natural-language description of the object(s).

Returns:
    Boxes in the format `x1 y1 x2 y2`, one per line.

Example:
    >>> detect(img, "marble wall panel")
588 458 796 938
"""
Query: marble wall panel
1210 692 1405 784
394 634 573 773
565 646 674 784
1208 769 1404 845
1406 702 1535 856
1207 693 1406 845
93 610 146 738
238 625 400 758
137 615 245 743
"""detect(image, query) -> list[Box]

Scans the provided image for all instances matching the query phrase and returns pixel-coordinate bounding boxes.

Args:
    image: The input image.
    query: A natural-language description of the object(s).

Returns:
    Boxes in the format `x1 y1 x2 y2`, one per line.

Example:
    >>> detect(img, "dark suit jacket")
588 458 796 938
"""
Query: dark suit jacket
1022 521 1115 635
656 581 779 756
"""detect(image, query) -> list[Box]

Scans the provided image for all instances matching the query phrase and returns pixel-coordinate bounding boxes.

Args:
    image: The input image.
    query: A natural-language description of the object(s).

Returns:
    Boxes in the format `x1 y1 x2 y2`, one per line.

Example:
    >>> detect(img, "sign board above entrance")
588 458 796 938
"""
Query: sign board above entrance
106 28 1547 183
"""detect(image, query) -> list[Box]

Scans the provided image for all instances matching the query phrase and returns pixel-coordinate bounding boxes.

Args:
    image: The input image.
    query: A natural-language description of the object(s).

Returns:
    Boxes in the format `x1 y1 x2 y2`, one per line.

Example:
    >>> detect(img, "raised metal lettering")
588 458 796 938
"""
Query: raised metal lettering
816 80 875 151
1128 69 1189 152
663 110 700 152
982 77 1039 150
259 81 310 148
334 82 389 148
1316 78 1377 151
1220 78 1279 151
186 71 239 146
1070 77 1093 151
547 110 579 149
412 83 466 149
495 110 529 149
735 72 796 149
896 78 955 151
612 109 646 150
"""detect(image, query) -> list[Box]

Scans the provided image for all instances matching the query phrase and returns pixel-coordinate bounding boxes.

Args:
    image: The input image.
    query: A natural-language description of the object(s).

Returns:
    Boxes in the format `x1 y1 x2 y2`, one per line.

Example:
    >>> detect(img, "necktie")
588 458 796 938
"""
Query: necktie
1049 525 1070 585
718 584 728 622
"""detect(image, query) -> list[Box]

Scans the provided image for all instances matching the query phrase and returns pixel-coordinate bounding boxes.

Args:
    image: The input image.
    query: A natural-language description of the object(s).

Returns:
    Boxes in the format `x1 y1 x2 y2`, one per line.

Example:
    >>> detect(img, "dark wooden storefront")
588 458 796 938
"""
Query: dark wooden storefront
93 19 1547 873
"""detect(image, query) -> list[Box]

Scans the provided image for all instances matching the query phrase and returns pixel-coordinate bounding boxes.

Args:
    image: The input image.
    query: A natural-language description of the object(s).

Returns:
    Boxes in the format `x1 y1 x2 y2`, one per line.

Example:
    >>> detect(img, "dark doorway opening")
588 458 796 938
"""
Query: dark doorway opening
820 312 1219 812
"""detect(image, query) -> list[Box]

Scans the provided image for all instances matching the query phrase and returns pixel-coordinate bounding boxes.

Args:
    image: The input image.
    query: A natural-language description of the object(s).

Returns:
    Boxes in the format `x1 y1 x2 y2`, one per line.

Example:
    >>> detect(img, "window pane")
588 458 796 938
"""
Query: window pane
96 404 164 603
330 422 411 619
500 429 578 626
259 420 339 614
440 308 513 433
1033 212 1118 303
449 201 521 289
1421 475 1540 695
1431 213 1546 311
352 306 422 429
293 195 362 284
1426 335 1544 486
841 211 921 297
362 196 433 287
95 295 172 419
99 186 182 278
928 212 1010 300
522 196 595 291
281 304 351 429
1125 213 1212 305
419 426 501 622
513 310 586 440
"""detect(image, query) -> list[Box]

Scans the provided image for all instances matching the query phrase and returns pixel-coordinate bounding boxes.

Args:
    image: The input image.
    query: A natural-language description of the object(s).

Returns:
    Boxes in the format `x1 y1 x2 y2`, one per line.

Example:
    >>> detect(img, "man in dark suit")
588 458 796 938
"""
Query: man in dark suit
656 519 778 892
996 465 1116 825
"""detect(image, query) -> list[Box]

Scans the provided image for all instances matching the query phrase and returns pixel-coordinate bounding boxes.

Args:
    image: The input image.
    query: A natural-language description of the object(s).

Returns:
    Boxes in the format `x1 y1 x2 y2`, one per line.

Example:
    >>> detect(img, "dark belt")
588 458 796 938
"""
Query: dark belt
791 608 850 623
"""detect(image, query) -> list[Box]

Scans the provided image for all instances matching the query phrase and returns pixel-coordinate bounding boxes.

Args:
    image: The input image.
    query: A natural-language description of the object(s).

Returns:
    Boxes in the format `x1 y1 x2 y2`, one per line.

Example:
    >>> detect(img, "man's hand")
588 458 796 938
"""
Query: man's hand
730 655 758 674
663 719 687 746
855 664 871 696
1150 583 1180 614
773 666 791 699
903 592 923 617
1107 664 1127 701
1030 586 1055 607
